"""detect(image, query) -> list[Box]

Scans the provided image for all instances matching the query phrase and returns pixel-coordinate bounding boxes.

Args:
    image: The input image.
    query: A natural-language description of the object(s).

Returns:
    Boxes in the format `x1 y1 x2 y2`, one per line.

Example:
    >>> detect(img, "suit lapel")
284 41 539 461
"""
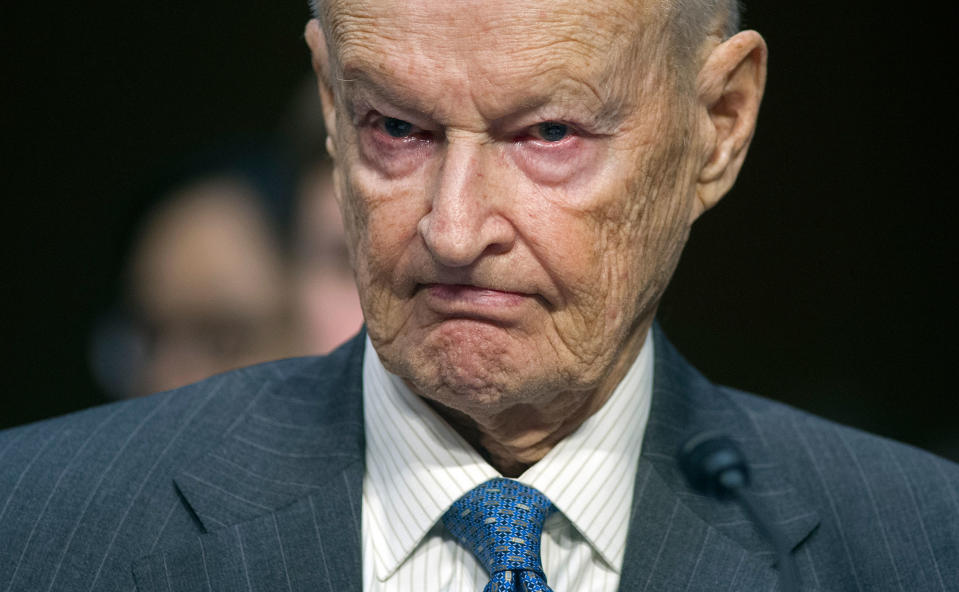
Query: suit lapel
134 334 367 592
617 327 822 591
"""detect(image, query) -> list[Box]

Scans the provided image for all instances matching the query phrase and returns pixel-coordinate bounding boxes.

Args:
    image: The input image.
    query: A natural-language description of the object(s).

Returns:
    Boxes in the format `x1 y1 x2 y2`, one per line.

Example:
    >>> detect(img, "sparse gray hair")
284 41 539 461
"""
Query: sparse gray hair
666 0 742 60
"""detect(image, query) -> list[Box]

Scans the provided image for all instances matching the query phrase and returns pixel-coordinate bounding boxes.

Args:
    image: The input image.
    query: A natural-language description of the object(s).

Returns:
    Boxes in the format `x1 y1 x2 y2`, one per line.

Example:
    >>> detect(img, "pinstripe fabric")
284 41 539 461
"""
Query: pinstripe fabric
362 334 653 591
2 327 958 591
617 332 959 591
0 381 227 592
0 337 366 592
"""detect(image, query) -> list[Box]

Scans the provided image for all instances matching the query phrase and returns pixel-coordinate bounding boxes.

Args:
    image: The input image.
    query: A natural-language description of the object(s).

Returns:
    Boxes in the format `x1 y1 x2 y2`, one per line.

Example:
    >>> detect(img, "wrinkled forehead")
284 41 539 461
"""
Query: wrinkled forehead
320 0 678 123
321 0 663 71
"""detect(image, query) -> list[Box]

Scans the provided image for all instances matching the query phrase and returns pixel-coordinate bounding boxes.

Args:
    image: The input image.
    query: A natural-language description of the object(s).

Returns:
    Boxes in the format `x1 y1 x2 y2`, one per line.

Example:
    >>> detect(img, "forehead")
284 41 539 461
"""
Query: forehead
324 0 661 118
325 0 640 43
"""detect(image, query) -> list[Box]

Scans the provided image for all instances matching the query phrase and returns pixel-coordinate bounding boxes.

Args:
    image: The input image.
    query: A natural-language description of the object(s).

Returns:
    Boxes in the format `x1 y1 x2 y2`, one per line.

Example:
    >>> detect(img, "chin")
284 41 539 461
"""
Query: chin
383 323 549 410
415 341 518 399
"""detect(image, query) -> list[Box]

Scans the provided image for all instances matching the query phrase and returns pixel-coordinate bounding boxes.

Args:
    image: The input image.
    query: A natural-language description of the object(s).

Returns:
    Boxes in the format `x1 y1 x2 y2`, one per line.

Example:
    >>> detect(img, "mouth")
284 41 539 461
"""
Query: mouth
419 283 532 322
426 283 527 303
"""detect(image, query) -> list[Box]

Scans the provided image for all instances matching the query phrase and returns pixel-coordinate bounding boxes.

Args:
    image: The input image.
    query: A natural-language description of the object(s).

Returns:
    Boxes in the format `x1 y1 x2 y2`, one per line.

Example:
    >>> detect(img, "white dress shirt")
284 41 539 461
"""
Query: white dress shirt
362 332 653 591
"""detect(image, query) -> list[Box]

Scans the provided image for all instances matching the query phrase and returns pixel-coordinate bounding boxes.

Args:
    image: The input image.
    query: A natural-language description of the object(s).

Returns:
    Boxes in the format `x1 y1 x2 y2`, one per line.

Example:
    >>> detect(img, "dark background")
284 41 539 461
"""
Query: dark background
3 2 956 461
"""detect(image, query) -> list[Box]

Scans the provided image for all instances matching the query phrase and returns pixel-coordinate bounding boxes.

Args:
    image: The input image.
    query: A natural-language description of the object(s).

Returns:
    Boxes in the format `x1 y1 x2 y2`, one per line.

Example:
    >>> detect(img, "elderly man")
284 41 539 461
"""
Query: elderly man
1 0 957 590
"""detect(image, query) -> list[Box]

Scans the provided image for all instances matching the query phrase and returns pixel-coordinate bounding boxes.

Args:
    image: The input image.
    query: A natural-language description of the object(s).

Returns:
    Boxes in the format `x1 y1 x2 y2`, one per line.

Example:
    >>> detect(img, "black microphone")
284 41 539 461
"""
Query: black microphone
679 432 801 592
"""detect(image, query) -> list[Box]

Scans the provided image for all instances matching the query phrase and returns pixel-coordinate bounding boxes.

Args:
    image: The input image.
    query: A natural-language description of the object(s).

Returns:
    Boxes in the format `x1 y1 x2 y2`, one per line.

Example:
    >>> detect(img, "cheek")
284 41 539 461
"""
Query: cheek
524 171 663 326
520 200 610 310
341 164 425 284
519 155 636 268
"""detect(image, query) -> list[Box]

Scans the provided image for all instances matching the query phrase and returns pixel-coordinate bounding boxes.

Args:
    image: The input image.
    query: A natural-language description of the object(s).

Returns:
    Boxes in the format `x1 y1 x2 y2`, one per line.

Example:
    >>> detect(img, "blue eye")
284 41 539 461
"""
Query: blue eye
538 122 568 142
383 117 414 138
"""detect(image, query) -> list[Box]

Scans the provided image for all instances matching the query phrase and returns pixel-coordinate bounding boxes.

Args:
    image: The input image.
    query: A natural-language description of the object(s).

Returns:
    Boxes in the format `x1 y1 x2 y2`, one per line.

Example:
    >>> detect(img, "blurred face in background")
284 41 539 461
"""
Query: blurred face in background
129 177 294 394
95 162 365 399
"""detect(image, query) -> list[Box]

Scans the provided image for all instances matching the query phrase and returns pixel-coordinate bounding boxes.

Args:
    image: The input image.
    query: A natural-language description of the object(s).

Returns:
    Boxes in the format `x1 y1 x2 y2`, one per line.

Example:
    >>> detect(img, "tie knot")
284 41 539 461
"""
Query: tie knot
442 478 554 588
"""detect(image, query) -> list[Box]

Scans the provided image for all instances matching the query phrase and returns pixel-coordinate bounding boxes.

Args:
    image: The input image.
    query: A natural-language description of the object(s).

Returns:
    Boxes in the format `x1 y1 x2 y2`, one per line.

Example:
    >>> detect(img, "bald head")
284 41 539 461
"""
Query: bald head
308 0 741 70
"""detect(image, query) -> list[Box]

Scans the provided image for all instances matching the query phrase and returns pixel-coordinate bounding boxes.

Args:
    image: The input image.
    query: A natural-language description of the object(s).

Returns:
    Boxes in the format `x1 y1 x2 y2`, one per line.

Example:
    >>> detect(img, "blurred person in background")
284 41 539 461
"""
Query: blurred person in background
91 134 363 398
90 148 299 397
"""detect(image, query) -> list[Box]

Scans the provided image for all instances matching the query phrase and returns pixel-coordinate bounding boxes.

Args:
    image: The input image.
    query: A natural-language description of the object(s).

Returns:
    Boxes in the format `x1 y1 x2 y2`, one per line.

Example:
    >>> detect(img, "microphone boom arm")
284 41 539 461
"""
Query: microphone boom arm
679 432 801 592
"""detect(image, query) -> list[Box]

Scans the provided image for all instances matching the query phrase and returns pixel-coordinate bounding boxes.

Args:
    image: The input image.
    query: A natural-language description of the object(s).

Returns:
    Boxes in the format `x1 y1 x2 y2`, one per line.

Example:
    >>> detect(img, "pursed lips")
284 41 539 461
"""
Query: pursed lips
420 283 532 321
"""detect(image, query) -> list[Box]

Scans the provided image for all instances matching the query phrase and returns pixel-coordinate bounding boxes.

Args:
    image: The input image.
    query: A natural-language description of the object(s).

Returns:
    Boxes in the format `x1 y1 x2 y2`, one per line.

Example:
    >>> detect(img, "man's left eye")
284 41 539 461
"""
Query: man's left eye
383 117 415 138
534 122 569 142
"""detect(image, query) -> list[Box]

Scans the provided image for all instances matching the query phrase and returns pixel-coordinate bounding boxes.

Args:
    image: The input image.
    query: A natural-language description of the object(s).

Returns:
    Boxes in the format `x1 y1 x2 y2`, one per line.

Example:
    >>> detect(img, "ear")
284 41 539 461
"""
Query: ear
304 19 339 161
691 30 767 221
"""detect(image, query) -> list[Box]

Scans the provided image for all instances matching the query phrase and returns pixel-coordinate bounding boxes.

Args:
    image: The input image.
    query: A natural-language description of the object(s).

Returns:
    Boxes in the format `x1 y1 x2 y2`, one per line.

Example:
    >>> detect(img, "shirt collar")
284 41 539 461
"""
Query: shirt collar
362 332 653 579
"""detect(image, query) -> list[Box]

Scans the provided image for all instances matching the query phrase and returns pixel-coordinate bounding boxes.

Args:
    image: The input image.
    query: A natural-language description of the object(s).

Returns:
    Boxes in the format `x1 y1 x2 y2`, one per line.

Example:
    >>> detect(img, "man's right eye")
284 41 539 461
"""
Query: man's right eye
383 117 414 138
360 113 435 176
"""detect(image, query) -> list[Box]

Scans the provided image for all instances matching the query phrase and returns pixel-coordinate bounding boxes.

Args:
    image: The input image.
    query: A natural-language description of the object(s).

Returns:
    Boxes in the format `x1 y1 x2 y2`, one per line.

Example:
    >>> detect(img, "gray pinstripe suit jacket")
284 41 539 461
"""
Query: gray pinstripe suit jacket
2 327 957 591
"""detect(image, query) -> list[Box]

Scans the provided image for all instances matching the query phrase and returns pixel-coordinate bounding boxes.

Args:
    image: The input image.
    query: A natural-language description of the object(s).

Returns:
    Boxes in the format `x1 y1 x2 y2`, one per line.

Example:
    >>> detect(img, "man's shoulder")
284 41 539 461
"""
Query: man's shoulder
0 333 365 456
721 387 959 586
654 326 957 477
721 385 959 534
0 345 362 492
0 354 318 460
0 335 365 591
723 385 957 477
651 331 958 588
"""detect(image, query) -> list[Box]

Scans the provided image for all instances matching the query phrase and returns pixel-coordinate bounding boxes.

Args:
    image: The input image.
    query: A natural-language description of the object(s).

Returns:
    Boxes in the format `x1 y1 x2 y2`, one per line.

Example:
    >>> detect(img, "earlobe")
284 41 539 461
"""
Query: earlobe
305 19 338 159
692 30 767 221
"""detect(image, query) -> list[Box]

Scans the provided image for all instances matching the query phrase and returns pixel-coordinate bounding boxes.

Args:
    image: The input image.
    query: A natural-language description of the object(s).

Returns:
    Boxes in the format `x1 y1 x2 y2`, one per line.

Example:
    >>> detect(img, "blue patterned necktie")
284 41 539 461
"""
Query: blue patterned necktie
442 478 556 592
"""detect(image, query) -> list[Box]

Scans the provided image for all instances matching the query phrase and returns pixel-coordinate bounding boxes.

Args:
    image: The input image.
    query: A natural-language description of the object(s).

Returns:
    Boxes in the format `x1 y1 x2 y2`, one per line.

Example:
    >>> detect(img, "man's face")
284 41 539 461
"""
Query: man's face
314 0 708 416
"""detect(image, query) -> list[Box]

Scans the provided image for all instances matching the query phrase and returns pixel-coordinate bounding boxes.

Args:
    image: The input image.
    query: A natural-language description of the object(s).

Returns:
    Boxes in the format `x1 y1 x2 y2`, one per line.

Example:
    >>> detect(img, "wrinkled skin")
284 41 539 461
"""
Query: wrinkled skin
306 0 765 474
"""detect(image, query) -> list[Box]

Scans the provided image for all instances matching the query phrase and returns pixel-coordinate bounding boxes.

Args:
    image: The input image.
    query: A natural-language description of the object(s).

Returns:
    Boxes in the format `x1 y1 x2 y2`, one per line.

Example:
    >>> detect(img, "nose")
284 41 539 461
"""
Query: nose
417 140 515 267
